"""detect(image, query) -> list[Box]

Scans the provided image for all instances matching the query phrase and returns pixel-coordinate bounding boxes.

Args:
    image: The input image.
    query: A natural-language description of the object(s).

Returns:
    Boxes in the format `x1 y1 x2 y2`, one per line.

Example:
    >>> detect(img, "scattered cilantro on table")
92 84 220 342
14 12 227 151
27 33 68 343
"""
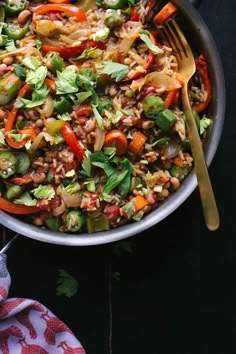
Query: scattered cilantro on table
56 270 79 299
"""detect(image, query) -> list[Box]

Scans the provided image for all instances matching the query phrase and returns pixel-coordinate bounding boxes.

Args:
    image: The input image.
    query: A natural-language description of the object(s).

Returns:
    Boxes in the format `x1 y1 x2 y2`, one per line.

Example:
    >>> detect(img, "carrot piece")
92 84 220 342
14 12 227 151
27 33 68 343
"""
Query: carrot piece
44 78 57 92
164 88 179 109
154 2 178 25
104 129 128 156
173 156 183 167
123 195 149 219
128 131 147 155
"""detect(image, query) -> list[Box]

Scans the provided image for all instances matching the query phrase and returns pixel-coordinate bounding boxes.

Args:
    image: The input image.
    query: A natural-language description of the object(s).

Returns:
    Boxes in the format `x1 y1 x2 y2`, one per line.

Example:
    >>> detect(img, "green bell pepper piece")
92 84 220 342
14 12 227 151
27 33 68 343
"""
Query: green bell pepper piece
54 97 72 114
3 21 30 41
44 217 62 231
143 95 165 119
0 151 17 179
104 9 125 28
87 213 110 233
5 0 27 16
103 0 128 9
155 109 177 132
0 72 23 105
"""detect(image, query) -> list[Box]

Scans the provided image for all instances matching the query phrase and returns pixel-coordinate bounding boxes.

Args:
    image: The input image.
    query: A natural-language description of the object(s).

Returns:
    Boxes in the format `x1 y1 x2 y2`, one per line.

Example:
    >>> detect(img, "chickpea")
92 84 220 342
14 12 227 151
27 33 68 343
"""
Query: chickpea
36 119 44 127
109 84 118 97
17 10 31 24
170 177 180 190
2 56 14 65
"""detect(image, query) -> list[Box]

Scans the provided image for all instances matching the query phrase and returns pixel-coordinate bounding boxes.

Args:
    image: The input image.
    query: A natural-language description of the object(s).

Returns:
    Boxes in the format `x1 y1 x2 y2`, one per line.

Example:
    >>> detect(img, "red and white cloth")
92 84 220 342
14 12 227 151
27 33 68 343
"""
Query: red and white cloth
0 254 86 353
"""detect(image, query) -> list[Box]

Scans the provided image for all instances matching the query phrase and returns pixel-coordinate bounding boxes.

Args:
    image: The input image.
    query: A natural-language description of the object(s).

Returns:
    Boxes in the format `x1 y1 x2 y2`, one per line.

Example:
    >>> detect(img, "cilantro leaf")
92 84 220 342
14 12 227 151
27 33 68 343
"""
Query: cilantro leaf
56 68 78 95
92 105 104 130
100 169 128 200
14 83 49 108
57 112 71 121
84 179 96 192
140 30 164 55
32 184 55 200
80 150 92 177
121 201 135 218
14 192 37 206
70 91 92 106
13 64 26 78
7 132 29 142
65 182 81 194
5 39 16 52
22 56 41 70
102 61 129 82
200 116 212 135
56 269 79 299
26 66 47 88
36 39 42 51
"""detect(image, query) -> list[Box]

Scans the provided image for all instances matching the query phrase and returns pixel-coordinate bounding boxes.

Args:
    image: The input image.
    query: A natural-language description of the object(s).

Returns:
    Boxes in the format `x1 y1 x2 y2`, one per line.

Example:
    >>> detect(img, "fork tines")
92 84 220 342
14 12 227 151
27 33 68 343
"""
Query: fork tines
159 20 189 60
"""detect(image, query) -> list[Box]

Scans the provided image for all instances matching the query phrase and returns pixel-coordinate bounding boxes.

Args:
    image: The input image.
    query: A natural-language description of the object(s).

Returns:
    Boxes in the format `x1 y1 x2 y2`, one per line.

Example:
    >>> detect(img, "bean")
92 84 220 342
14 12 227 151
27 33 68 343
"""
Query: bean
18 10 31 24
142 120 154 130
109 84 118 97
170 177 180 190
2 56 14 65
33 217 43 226
27 109 40 120
84 119 95 133
36 119 44 127
159 189 170 198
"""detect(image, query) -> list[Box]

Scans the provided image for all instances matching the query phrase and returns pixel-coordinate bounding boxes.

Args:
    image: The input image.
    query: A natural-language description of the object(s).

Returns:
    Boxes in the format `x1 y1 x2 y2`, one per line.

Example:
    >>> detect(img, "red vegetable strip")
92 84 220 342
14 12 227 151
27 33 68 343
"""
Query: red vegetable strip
164 88 179 108
154 2 178 25
9 177 33 185
61 122 85 163
130 7 139 21
192 55 212 113
41 41 105 58
33 4 86 22
45 78 57 92
0 197 39 214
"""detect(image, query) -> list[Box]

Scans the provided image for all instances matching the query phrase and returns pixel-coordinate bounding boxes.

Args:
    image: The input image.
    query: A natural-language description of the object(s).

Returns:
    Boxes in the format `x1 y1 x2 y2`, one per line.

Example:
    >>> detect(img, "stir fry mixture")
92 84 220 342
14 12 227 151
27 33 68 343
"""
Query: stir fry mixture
0 0 212 233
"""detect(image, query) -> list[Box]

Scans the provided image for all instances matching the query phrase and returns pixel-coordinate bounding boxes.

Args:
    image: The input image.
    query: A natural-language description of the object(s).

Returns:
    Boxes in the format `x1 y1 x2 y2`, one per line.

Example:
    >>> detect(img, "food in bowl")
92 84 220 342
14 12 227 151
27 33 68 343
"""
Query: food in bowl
0 0 212 234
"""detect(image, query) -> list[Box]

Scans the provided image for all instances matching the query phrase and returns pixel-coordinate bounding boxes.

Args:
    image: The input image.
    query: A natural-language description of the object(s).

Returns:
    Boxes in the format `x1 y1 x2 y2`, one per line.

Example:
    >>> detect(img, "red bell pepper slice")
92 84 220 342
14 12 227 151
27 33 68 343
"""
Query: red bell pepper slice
33 4 86 22
130 7 139 21
41 41 105 58
164 88 179 108
192 55 212 113
0 197 39 214
61 122 85 163
8 177 33 185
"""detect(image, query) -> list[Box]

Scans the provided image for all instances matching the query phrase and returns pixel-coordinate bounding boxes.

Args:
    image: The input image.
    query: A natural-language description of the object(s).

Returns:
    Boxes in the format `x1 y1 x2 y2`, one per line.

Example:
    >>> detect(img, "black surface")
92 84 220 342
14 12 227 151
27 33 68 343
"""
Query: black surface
1 0 236 353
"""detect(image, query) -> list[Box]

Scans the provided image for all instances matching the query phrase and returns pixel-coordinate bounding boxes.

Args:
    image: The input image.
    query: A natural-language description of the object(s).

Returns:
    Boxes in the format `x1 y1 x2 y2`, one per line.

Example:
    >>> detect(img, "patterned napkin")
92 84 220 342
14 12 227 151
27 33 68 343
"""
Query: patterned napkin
0 254 86 353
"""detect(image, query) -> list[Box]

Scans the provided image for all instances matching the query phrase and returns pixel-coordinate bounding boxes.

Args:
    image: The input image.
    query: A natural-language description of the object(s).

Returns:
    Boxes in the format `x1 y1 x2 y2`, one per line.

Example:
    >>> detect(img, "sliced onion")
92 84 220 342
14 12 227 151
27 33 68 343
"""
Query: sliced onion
94 126 105 152
37 94 54 118
160 141 181 159
29 132 54 154
60 187 81 207
0 47 43 60
75 0 97 12
130 70 182 92
53 200 66 216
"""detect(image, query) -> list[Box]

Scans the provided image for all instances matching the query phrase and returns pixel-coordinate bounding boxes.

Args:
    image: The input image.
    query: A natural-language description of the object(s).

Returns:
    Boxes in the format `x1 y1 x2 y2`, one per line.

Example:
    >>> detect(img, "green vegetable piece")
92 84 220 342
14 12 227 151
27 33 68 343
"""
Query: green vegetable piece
130 176 142 191
15 152 30 174
44 217 62 231
46 119 65 135
104 10 125 28
44 51 65 72
56 269 78 298
170 164 191 181
118 159 133 198
0 73 22 105
143 95 165 119
140 30 164 55
65 210 85 232
54 97 72 114
192 109 200 132
0 5 5 22
0 27 8 47
93 27 110 42
5 0 27 16
3 21 30 41
47 169 54 182
155 109 177 131
102 61 129 82
103 0 128 9
181 138 191 152
0 151 17 179
6 184 24 201
87 213 110 233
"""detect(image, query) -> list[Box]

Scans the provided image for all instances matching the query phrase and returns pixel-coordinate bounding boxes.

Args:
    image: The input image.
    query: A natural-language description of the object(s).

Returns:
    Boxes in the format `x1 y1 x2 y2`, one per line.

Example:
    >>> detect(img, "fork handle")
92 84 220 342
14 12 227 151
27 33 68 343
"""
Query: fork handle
182 84 220 231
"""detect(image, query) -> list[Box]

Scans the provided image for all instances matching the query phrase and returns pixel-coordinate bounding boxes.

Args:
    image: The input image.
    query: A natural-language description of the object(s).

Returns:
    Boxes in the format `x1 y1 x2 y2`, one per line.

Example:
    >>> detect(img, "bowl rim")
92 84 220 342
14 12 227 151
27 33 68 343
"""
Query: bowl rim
0 0 225 246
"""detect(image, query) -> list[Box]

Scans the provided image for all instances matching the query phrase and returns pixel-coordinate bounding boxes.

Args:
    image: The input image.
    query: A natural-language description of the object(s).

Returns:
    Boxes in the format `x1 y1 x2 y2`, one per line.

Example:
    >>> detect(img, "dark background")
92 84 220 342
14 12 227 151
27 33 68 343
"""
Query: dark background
1 0 235 353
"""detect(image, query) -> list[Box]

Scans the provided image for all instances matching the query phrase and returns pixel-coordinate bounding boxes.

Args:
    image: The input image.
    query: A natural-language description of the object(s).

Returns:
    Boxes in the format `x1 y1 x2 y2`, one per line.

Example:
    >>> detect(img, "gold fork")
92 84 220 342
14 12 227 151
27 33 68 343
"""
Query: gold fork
160 19 219 231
